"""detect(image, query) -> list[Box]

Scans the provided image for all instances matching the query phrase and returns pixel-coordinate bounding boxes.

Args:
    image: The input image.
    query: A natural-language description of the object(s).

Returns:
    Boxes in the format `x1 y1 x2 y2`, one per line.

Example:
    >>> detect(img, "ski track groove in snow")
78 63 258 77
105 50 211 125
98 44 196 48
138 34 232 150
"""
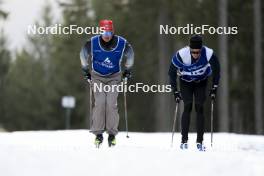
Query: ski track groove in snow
0 130 264 176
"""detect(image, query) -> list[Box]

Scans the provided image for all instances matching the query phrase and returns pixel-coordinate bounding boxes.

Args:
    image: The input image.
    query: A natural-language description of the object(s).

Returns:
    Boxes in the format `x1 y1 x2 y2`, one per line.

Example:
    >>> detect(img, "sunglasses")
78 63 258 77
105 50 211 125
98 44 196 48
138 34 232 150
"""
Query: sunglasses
102 31 113 37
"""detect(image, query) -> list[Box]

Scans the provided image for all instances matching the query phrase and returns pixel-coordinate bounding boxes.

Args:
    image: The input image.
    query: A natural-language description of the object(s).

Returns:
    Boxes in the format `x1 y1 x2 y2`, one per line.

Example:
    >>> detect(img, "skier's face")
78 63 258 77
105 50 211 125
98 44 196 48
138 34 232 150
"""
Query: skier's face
190 49 201 59
102 35 113 42
102 31 113 42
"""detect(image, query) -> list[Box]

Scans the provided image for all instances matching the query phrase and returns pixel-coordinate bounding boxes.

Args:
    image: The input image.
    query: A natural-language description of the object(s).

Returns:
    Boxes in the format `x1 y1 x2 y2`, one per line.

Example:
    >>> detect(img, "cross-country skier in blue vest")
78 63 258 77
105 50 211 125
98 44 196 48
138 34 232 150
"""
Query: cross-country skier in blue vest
80 20 134 147
168 34 220 151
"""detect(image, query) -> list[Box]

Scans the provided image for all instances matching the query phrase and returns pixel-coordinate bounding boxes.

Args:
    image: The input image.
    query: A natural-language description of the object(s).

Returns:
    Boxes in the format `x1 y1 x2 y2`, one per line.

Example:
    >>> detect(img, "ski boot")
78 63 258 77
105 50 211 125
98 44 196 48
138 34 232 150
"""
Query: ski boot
196 143 206 151
108 134 116 147
180 142 188 150
180 139 188 150
94 134 103 148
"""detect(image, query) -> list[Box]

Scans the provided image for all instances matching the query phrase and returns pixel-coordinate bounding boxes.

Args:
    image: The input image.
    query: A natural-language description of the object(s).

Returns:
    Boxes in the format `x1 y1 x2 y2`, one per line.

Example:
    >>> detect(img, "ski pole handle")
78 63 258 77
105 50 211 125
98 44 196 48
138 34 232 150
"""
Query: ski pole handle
123 77 128 83
87 79 92 84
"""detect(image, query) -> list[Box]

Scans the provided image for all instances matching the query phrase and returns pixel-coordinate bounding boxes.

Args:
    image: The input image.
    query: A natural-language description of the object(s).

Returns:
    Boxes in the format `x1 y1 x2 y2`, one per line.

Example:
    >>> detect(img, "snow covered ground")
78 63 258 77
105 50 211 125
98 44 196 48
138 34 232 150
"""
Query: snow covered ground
0 130 264 176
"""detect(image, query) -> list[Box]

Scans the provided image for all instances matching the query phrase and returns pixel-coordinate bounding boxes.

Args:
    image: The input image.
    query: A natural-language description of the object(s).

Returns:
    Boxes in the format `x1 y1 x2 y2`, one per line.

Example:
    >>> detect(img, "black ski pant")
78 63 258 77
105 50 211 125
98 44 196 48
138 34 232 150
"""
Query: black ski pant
180 79 207 143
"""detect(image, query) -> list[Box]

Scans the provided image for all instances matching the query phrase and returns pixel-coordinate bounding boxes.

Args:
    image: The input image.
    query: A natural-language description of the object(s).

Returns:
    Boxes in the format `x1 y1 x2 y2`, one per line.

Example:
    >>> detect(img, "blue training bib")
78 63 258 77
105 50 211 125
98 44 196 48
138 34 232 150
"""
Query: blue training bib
172 46 213 82
91 35 126 76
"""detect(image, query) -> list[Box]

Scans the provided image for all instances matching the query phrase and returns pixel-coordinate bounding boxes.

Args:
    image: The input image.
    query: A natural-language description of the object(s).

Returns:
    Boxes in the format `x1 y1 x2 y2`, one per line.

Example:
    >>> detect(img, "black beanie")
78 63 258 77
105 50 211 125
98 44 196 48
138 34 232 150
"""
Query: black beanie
189 34 203 49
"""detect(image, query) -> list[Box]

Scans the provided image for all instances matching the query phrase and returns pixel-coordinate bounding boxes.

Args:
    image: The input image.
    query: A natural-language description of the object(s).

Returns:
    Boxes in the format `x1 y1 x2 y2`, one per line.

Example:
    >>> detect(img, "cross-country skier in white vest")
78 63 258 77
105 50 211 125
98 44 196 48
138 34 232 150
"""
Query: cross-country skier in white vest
169 35 220 151
80 20 134 147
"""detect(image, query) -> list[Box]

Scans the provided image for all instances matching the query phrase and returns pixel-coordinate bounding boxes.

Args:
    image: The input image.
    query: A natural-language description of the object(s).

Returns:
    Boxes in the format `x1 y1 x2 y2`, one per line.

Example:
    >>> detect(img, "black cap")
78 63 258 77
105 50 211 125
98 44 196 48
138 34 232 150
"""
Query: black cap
189 34 203 49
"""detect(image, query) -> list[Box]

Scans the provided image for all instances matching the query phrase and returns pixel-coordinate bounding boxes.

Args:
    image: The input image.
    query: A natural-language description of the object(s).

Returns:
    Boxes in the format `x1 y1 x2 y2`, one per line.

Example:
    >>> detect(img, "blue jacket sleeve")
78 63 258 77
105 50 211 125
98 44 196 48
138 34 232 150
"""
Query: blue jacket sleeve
168 55 178 92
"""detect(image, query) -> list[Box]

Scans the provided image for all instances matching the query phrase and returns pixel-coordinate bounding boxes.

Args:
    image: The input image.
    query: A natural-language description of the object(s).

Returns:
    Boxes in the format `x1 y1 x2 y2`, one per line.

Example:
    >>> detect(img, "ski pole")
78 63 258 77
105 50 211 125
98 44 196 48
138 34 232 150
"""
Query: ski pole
210 97 215 147
123 77 129 138
171 101 179 147
88 79 93 129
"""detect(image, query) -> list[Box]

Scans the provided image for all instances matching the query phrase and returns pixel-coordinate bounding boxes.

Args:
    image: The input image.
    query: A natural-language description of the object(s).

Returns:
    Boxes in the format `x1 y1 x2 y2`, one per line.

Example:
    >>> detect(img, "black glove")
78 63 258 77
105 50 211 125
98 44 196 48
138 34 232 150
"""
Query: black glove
82 67 91 82
209 85 218 100
123 69 132 80
174 91 182 103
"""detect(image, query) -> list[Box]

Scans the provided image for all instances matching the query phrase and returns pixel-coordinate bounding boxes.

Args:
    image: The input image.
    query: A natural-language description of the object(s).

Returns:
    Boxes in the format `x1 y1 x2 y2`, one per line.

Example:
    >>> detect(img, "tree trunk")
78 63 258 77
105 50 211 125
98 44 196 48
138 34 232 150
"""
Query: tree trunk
155 2 171 131
218 0 229 132
254 0 263 134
